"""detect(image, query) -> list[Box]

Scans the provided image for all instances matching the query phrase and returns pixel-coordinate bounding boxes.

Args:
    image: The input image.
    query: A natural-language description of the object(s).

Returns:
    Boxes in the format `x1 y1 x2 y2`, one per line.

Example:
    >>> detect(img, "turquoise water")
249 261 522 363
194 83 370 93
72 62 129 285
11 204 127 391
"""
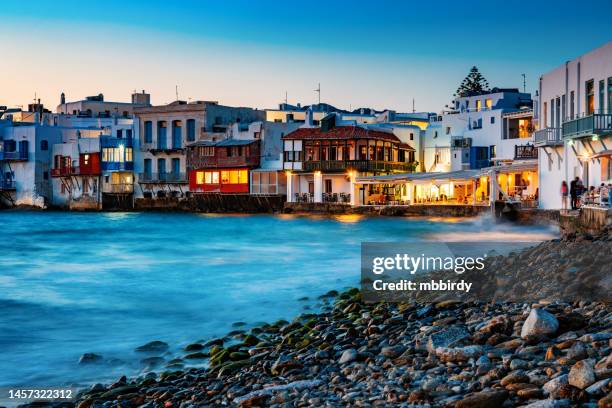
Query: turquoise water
0 212 558 388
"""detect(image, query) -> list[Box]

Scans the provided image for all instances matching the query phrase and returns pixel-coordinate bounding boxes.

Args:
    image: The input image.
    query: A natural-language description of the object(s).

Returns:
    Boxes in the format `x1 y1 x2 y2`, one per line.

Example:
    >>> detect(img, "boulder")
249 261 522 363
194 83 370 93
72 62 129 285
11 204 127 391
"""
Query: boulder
455 390 508 408
569 359 596 389
427 325 470 353
521 309 559 341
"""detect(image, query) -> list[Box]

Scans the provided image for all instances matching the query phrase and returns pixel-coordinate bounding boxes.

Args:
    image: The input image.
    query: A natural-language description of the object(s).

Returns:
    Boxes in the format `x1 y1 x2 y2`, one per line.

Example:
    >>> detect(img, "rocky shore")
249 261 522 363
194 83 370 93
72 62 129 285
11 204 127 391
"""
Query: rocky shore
16 230 612 408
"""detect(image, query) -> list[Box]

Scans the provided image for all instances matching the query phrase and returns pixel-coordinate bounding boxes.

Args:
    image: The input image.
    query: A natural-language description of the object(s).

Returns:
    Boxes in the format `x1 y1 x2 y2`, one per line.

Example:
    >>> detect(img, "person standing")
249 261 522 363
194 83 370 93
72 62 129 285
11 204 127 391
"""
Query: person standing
570 177 578 210
561 181 568 211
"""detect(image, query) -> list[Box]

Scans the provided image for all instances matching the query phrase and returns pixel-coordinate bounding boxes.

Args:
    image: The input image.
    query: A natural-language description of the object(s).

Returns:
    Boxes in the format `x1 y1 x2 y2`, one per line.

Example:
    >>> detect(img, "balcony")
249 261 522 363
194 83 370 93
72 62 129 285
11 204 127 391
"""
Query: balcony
514 144 538 160
302 160 415 173
562 113 612 139
0 150 28 161
138 172 188 184
0 179 16 190
51 167 80 177
105 183 134 194
534 128 562 146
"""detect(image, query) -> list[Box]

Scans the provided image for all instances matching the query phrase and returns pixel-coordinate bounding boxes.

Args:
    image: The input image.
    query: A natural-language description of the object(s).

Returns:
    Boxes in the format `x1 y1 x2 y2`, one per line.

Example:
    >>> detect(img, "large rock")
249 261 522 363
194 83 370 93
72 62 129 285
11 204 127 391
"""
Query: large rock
427 325 470 353
569 359 596 389
455 390 508 408
543 374 569 397
338 349 357 364
135 340 169 353
79 353 103 365
521 309 559 341
435 345 483 362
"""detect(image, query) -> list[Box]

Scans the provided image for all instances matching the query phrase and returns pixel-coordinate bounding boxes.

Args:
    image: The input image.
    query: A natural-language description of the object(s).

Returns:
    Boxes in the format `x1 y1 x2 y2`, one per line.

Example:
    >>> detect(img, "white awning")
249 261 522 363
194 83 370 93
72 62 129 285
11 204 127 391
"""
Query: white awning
356 170 481 185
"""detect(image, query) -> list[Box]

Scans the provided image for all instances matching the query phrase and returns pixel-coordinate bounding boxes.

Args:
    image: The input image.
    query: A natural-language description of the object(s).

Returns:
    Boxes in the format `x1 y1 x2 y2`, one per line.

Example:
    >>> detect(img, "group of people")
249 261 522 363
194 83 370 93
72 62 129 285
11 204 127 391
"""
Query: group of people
561 177 612 210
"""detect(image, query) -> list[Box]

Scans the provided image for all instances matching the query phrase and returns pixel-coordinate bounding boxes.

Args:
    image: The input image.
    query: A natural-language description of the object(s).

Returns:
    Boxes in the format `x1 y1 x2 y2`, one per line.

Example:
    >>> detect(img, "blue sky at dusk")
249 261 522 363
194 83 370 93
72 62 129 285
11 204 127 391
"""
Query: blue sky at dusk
1 0 610 112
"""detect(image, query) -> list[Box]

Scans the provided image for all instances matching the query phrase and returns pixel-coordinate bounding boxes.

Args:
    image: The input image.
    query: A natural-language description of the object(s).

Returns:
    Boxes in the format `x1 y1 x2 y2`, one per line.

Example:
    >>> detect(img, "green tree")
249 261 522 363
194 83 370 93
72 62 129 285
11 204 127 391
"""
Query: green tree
455 66 490 97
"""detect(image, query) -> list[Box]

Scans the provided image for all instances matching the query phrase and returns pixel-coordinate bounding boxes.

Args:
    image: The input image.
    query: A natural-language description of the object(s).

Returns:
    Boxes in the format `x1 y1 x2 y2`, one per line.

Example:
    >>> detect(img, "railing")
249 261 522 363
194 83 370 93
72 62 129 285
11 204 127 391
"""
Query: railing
106 183 133 193
51 167 80 177
534 128 562 146
293 193 351 204
0 179 16 190
562 113 612 139
138 172 188 183
0 151 28 161
303 160 415 173
514 144 538 160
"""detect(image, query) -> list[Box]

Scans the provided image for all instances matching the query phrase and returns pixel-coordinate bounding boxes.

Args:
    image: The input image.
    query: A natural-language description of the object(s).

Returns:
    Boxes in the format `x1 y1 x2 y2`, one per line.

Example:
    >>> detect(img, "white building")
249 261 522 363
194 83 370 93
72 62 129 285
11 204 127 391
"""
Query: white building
423 89 535 173
227 121 301 195
0 122 63 207
535 42 612 209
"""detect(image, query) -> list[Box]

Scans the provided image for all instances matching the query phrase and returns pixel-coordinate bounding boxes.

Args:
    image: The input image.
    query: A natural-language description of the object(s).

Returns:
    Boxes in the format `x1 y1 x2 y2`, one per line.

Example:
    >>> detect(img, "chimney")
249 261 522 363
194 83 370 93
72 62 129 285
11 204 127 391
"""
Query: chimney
60 92 65 105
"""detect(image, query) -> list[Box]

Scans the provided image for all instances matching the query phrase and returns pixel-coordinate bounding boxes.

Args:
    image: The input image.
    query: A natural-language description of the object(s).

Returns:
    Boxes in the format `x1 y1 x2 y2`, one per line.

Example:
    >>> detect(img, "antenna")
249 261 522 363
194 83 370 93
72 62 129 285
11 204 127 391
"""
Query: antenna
175 85 179 101
314 83 321 105
521 74 526 93
412 98 415 113
284 91 288 104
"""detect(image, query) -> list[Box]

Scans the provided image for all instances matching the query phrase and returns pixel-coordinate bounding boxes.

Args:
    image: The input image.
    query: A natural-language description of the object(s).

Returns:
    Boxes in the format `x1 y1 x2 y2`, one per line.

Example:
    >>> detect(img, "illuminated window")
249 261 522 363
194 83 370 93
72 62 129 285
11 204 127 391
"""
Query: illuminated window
476 100 482 112
83 154 90 166
485 99 492 109
239 169 248 184
205 172 212 184
196 171 204 185
221 171 230 184
586 79 594 115
126 148 133 162
229 170 239 184
211 171 219 184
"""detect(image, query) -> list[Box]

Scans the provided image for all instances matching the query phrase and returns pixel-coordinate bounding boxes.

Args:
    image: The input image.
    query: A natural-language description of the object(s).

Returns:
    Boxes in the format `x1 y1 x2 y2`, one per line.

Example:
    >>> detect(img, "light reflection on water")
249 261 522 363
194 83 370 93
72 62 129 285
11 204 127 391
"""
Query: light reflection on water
0 212 558 388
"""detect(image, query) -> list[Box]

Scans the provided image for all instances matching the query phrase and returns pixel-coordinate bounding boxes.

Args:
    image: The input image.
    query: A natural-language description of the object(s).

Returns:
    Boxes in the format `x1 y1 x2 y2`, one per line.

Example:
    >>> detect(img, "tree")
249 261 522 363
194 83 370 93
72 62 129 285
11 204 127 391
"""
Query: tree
455 66 490 97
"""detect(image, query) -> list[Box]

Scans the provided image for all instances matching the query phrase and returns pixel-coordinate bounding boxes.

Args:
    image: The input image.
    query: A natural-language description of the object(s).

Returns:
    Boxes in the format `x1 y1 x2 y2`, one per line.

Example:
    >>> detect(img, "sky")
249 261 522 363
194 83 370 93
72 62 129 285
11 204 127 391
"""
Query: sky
0 0 610 113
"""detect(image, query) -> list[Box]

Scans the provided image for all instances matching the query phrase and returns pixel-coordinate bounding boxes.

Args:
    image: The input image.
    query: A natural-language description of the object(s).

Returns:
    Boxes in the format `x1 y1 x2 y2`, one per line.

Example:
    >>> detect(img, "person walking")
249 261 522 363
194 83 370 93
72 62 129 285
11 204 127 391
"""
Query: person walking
570 177 578 210
561 180 568 211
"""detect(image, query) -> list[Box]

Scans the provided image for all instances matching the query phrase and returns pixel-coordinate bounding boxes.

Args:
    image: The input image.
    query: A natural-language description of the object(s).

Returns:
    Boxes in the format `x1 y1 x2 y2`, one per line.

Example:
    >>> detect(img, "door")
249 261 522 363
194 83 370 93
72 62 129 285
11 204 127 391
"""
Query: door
157 122 167 150
144 159 152 179
172 158 180 178
157 158 166 181
172 121 182 149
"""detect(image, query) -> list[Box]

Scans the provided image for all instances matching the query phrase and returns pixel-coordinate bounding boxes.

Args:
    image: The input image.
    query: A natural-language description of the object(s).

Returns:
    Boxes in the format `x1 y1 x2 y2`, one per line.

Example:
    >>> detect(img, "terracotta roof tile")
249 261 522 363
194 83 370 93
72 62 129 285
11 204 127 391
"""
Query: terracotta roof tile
282 126 402 143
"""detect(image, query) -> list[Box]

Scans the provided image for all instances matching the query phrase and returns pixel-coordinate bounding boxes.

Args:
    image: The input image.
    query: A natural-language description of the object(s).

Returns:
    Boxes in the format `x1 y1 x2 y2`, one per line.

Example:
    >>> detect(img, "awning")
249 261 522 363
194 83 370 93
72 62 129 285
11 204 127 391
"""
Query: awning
480 161 537 174
356 169 481 185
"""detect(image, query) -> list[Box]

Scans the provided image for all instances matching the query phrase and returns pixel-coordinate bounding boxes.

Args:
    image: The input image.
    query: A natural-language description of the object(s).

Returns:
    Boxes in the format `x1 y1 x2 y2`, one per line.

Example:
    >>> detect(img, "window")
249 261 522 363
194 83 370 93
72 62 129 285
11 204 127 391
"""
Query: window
324 179 332 194
83 154 90 166
476 100 482 112
83 179 89 193
187 119 196 142
586 79 594 115
409 133 414 141
211 171 219 184
445 127 451 135
221 171 230 184
489 145 496 158
126 147 133 162
599 80 605 114
227 147 233 157
144 159 152 176
562 94 566 121
198 146 214 156
485 99 492 109
144 121 153 143
43 171 48 180
126 129 133 140
570 91 575 119
490 117 495 124
117 129 123 139
196 171 204 185
40 140 48 150
550 99 555 127
157 158 166 174
543 101 548 127
434 131 438 138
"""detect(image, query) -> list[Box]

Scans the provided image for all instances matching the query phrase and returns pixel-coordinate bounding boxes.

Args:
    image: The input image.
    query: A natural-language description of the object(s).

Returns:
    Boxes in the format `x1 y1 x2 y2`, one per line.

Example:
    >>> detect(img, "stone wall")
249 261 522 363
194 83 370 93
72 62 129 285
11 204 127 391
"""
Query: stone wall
283 203 490 217
135 194 285 213
560 207 612 236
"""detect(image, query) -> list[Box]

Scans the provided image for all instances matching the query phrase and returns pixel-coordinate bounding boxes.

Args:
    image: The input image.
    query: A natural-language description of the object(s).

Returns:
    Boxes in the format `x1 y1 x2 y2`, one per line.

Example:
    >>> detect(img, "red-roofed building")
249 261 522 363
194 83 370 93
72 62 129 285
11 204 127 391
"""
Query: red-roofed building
282 115 416 205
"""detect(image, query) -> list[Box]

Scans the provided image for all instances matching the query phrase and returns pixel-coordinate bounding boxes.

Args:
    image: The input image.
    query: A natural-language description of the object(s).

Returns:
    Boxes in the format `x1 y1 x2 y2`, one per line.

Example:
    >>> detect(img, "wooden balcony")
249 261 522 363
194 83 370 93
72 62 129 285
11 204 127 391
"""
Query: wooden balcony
562 113 612 139
105 183 134 194
534 128 562 146
303 160 415 173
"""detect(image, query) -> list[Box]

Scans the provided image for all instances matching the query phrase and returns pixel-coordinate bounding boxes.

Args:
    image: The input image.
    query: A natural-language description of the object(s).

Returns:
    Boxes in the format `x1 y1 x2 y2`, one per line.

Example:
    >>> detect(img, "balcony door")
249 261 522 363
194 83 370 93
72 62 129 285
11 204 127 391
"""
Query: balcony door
157 158 166 180
172 158 180 176
172 120 182 149
157 121 167 150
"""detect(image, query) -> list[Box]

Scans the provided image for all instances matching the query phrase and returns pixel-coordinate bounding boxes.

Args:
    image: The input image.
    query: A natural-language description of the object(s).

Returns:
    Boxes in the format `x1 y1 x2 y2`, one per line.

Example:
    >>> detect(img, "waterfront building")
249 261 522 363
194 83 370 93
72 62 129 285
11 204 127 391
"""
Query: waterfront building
535 42 612 209
187 139 260 194
134 100 265 199
282 114 417 205
423 88 535 173
50 137 102 210
0 121 63 207
226 121 301 195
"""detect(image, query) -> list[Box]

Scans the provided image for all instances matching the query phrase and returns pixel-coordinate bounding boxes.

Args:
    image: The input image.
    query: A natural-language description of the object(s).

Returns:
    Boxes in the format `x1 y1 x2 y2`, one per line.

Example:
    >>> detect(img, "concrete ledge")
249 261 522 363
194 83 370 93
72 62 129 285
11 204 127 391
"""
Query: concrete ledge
284 203 490 217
